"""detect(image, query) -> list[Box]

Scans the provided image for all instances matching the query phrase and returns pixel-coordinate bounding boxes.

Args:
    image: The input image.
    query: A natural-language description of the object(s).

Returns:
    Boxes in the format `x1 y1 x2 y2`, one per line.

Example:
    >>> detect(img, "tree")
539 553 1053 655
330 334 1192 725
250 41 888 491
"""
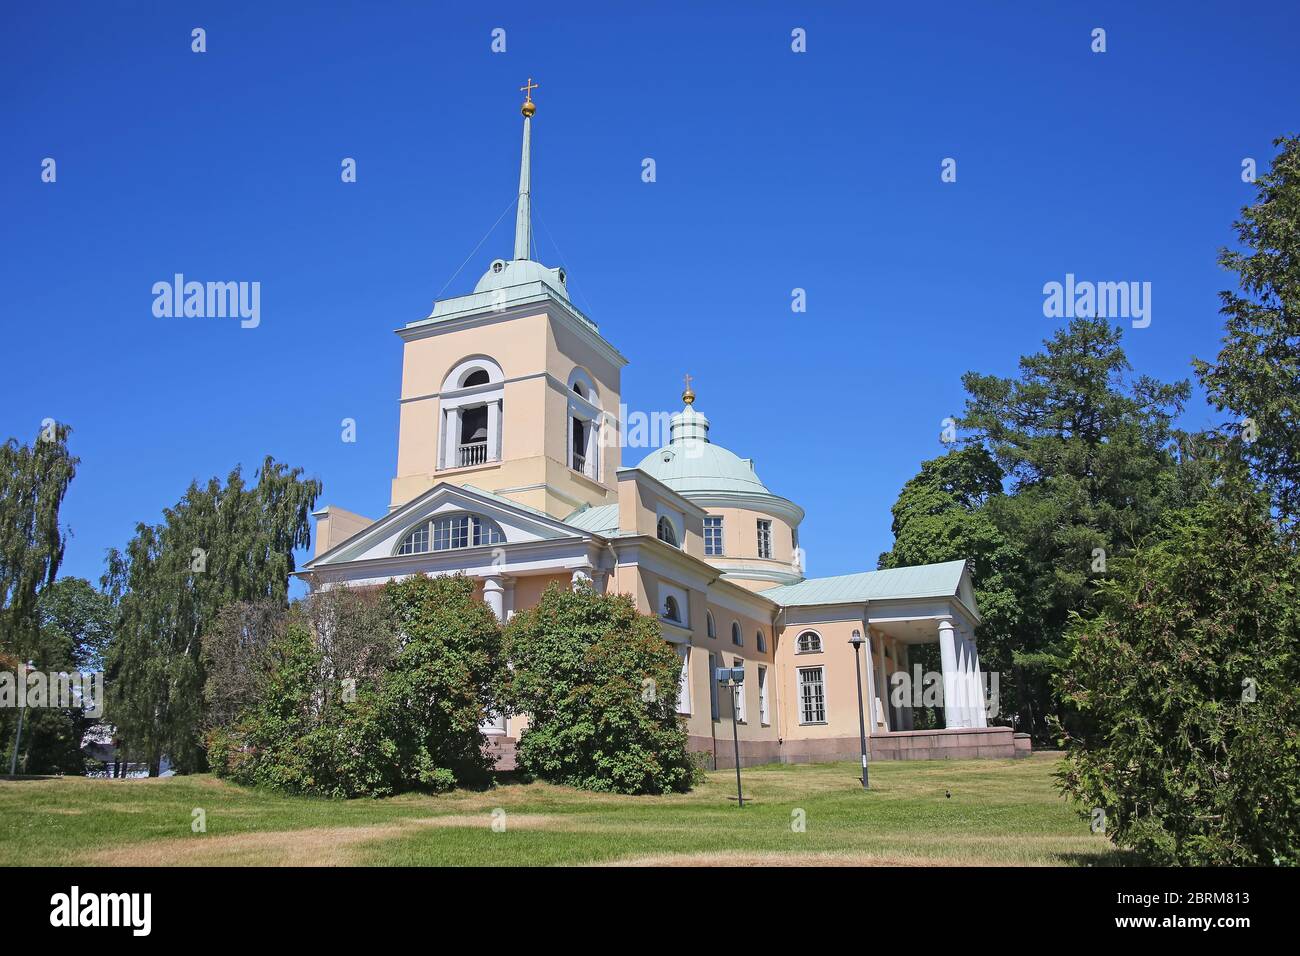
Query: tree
877 447 1026 725
0 424 77 660
0 425 80 774
104 456 320 774
206 576 500 797
381 574 502 790
1056 478 1299 864
38 577 114 673
503 582 697 794
1194 134 1300 534
956 318 1190 740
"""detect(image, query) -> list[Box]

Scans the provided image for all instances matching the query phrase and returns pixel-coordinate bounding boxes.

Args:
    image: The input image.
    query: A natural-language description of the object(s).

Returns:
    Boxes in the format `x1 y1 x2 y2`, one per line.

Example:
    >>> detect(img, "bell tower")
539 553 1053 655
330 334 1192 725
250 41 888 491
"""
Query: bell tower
390 81 627 520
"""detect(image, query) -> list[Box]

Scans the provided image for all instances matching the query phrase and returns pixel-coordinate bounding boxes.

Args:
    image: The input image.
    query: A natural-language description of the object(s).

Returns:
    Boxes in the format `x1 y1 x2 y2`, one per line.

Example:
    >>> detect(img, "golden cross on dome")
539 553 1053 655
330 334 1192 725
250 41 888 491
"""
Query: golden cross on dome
682 373 695 405
521 77 538 102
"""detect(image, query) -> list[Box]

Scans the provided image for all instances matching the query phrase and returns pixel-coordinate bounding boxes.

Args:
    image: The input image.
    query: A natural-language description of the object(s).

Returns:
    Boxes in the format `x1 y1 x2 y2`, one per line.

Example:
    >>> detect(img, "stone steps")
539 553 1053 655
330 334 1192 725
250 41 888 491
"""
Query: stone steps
483 735 517 771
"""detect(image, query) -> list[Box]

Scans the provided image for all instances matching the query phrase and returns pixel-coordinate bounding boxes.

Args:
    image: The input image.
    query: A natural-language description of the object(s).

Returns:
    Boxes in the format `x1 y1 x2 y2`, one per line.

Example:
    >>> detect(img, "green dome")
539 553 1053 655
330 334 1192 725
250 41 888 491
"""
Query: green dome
638 439 773 496
473 257 569 301
635 405 801 525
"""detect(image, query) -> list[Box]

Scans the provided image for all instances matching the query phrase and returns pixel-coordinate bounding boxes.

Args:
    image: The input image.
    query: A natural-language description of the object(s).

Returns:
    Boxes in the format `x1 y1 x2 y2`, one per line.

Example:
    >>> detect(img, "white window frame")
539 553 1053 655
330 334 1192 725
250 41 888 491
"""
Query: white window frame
395 512 505 555
730 621 743 646
732 658 746 723
708 652 720 720
658 581 690 628
676 646 691 715
756 629 767 654
758 665 769 726
439 357 505 471
706 610 716 639
566 369 602 481
656 515 679 547
757 519 772 559
797 665 828 725
704 516 724 556
795 630 823 654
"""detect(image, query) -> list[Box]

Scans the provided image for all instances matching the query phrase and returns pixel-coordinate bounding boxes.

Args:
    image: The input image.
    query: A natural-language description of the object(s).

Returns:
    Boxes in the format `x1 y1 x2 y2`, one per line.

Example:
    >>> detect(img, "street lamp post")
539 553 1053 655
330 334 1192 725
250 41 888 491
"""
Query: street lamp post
716 665 746 806
8 662 31 777
849 631 870 789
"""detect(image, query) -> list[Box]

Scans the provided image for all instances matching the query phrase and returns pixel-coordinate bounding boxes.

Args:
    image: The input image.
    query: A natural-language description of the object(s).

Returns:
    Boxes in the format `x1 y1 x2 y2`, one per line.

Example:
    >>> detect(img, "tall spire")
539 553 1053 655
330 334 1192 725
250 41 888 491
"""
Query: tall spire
513 78 538 261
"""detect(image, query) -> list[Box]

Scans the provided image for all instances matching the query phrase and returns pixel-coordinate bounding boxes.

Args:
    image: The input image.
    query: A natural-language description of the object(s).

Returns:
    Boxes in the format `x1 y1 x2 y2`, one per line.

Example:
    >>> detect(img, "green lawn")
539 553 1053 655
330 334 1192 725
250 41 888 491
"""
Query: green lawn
0 753 1129 866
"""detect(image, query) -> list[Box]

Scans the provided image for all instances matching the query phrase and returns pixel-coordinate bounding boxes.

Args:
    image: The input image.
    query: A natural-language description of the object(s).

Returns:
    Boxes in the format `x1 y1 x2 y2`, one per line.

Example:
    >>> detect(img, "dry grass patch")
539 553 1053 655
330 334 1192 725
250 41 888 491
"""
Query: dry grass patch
86 813 569 867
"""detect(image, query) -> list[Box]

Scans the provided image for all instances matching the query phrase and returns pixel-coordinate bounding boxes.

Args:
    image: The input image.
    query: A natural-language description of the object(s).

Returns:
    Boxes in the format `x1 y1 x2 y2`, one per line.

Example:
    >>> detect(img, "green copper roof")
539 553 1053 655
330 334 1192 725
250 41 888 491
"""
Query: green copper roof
762 559 969 607
636 441 774 496
562 502 620 535
472 257 570 301
634 402 796 509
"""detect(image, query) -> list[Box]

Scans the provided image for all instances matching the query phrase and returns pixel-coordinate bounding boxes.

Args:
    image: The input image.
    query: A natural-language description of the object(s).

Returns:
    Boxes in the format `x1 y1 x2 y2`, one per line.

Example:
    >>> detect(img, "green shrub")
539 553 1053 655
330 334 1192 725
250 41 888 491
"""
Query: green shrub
1057 486 1300 864
503 582 698 794
205 575 501 797
380 574 502 790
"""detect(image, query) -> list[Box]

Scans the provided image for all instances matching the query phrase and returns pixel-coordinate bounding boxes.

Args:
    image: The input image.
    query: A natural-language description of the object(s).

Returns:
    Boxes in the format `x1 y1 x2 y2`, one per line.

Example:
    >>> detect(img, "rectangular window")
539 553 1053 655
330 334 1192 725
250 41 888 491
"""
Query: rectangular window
757 519 772 559
799 667 826 724
758 666 769 725
570 418 587 474
676 647 691 715
732 658 746 723
704 516 724 556
709 653 720 720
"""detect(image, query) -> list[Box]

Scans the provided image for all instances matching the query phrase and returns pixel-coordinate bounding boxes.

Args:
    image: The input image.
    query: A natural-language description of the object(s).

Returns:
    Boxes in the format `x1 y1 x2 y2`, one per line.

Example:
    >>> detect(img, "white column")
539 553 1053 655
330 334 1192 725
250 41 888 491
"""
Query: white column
503 577 516 621
938 619 960 729
443 407 458 470
968 639 988 727
586 416 599 479
487 400 501 462
862 631 878 740
898 644 915 730
951 639 972 728
873 636 890 731
482 575 505 621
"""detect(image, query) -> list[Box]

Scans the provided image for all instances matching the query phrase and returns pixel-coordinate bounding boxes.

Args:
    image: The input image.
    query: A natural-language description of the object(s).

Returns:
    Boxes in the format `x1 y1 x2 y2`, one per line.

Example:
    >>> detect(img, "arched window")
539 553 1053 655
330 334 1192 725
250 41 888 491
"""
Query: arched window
441 357 505 470
396 513 505 555
656 516 679 547
796 630 822 654
567 368 600 480
706 611 716 639
731 622 743 646
663 595 682 623
756 629 767 653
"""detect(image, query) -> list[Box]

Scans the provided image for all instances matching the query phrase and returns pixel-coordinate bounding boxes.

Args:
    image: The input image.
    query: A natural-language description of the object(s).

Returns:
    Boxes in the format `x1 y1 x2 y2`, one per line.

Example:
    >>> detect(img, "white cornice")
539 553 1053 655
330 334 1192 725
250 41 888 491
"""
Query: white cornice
396 296 628 370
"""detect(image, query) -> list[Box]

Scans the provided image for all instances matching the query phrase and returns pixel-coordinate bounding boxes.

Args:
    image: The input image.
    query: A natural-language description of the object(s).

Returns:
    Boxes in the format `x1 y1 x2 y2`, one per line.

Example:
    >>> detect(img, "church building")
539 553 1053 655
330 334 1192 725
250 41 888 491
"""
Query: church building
301 83 1025 768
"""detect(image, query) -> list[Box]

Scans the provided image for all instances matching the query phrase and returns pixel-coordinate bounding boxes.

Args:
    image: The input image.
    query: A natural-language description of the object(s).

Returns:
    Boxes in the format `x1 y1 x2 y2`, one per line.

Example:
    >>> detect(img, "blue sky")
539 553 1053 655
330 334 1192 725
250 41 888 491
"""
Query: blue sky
3 1 1297 594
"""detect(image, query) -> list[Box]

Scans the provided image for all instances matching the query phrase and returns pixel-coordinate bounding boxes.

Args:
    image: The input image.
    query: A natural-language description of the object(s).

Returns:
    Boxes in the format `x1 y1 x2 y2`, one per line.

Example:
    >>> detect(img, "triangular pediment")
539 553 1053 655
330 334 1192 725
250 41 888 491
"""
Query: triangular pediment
306 483 587 568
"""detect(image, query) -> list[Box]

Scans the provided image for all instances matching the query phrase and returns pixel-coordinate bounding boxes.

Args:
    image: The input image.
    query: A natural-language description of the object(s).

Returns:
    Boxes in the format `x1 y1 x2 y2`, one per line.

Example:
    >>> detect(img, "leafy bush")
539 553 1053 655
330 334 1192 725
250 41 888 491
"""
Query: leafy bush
1057 485 1300 864
503 582 698 794
380 574 502 789
205 575 500 797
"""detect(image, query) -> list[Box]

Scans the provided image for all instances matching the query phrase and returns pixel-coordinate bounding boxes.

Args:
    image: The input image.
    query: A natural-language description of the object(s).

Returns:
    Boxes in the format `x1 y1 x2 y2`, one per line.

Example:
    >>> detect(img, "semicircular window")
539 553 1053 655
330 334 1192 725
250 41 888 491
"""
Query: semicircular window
656 515 679 547
397 513 505 555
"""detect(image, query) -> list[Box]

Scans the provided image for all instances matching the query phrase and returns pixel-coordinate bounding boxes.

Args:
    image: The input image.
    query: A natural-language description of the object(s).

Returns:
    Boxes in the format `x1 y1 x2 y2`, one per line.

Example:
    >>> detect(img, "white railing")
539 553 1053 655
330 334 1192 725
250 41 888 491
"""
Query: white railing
458 442 488 467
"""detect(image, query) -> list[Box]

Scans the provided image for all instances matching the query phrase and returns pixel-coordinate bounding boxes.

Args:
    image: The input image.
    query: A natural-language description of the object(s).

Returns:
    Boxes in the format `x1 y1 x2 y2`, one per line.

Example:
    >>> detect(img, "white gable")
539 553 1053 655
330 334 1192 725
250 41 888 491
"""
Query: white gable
307 483 583 568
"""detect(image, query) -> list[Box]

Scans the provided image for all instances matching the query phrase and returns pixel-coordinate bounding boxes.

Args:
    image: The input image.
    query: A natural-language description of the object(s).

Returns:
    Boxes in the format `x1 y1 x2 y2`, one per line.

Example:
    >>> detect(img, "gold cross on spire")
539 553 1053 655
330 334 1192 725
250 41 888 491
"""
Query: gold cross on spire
682 374 695 406
520 77 538 116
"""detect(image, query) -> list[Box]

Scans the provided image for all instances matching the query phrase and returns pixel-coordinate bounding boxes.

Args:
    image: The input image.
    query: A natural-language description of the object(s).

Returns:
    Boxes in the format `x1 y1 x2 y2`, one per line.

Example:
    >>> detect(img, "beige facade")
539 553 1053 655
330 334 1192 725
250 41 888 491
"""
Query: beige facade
300 97 1023 769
